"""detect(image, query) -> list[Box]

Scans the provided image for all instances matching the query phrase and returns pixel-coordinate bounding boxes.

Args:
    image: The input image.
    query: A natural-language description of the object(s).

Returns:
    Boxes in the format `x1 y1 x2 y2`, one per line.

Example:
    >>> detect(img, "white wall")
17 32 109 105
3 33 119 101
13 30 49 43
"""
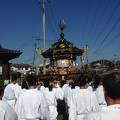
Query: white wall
0 65 2 75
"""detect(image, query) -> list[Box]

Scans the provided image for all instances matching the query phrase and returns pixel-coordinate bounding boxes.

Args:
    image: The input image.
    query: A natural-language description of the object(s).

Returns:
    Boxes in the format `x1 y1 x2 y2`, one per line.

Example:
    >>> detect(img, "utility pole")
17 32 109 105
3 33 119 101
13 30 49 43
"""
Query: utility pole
33 34 38 66
39 0 46 74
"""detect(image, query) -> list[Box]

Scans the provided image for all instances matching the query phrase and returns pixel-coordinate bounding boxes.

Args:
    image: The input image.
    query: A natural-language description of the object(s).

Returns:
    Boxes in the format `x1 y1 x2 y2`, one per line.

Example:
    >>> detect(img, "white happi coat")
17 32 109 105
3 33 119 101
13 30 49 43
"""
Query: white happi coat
62 84 69 94
54 87 64 100
12 83 22 99
15 89 49 120
0 100 18 120
18 88 27 97
85 104 120 120
40 86 45 92
63 85 71 103
43 88 58 120
63 86 80 109
87 86 93 92
37 85 45 92
67 86 80 107
3 83 16 109
93 85 107 110
69 88 99 120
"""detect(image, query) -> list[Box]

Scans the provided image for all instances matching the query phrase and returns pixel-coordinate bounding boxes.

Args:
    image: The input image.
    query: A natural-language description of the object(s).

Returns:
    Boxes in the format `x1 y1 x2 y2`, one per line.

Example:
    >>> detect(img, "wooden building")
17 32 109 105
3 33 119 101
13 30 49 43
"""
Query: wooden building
41 32 83 80
0 45 22 80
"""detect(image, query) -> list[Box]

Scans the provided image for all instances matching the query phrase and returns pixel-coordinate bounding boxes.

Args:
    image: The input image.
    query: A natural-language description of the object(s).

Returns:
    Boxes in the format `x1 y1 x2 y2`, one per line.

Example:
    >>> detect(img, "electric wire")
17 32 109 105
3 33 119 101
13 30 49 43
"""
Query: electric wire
93 14 120 56
91 0 120 56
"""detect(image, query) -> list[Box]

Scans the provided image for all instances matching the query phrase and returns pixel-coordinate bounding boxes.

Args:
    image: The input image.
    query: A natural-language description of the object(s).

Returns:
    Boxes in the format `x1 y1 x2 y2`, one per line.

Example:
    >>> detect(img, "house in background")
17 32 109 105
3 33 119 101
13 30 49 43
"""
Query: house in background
11 64 31 75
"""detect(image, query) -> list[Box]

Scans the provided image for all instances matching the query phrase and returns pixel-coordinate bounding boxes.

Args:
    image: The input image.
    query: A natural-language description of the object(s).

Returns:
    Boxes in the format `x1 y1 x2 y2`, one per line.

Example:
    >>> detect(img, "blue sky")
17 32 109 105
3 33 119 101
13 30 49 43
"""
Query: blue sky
0 0 120 64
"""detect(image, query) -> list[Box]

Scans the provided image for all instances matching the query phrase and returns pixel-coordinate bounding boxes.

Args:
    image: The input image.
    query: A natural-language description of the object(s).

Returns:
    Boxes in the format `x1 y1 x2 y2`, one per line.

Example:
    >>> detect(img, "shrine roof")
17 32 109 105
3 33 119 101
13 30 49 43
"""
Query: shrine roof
0 45 22 61
42 33 83 58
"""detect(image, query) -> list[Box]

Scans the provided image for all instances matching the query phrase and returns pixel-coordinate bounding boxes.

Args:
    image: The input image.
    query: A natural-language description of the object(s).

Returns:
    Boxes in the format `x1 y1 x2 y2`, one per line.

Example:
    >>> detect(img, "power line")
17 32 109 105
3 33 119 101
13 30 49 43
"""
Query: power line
46 0 59 40
93 14 120 56
89 0 110 43
91 0 120 53
86 0 102 41
102 31 120 51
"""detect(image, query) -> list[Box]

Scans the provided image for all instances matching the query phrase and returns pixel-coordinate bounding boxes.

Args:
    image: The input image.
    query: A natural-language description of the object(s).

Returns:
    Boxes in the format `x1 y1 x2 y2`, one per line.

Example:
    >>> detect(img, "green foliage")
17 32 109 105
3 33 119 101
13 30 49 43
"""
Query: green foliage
0 80 4 86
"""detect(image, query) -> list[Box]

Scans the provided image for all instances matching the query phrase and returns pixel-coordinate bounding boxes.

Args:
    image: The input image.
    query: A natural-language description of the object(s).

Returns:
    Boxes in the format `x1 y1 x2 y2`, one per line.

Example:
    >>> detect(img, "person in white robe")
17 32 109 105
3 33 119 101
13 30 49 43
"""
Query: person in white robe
62 79 73 105
62 79 71 93
85 105 120 120
69 75 99 120
67 80 80 107
19 79 29 96
15 75 49 120
85 71 120 120
53 80 64 100
0 100 18 120
37 79 45 91
0 86 18 120
61 79 75 119
92 75 107 110
43 80 58 120
2 74 18 109
12 83 22 99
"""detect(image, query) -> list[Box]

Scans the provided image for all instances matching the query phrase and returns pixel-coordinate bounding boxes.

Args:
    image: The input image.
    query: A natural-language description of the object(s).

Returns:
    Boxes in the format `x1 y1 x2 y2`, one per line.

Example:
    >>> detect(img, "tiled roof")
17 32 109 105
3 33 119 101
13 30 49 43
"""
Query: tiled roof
0 45 22 61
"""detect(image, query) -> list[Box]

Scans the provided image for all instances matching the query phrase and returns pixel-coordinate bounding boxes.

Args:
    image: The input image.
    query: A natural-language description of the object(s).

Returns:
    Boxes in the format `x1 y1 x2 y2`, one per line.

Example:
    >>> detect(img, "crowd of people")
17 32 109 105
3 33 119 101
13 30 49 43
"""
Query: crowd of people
0 71 120 120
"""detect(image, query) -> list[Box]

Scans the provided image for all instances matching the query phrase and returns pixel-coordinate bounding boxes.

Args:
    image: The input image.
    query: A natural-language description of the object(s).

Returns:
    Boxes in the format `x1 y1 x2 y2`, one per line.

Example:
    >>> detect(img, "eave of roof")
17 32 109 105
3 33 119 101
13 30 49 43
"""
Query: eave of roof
0 45 22 61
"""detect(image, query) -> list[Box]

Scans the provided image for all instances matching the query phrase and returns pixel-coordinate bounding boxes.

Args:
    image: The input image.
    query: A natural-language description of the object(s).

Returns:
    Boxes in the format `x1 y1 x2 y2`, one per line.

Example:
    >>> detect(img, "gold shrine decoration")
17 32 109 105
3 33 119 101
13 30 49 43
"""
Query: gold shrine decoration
53 48 72 53
59 43 65 48
55 59 72 67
